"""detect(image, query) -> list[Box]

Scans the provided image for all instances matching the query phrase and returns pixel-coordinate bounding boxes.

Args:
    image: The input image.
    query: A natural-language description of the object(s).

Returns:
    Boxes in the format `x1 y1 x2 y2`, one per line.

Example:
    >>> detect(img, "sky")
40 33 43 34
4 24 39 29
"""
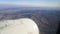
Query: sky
0 0 60 7
0 0 59 2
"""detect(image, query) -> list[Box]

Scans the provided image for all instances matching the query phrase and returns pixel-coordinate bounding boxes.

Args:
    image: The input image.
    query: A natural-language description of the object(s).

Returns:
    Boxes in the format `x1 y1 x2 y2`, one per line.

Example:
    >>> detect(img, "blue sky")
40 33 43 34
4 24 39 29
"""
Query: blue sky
0 0 60 7
0 0 59 3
